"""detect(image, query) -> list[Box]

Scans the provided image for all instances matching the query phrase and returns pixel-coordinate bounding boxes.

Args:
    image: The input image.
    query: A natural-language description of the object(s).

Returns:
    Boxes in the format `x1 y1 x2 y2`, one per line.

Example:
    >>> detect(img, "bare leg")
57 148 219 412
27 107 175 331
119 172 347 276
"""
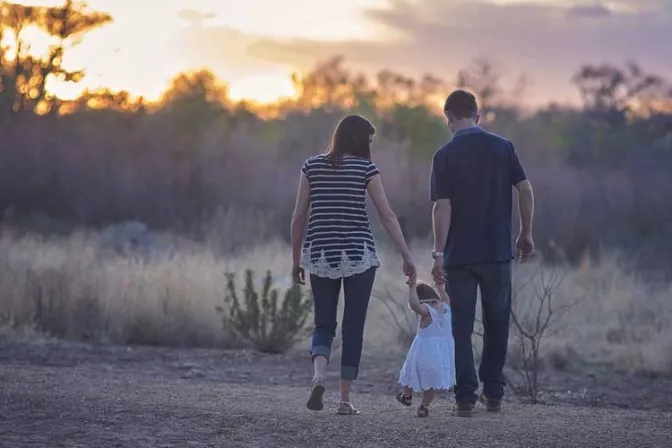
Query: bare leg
339 379 351 403
421 389 436 407
417 389 435 417
396 387 413 406
313 355 328 381
307 356 329 411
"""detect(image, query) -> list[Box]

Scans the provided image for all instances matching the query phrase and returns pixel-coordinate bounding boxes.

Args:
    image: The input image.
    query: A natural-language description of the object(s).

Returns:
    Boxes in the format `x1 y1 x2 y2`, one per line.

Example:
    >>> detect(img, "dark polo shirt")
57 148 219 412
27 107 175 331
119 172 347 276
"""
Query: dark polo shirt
430 127 527 266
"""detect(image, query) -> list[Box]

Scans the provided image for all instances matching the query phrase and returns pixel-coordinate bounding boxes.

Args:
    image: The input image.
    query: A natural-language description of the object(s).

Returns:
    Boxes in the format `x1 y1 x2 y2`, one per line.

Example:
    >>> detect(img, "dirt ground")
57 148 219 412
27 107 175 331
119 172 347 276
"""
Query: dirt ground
1 339 671 448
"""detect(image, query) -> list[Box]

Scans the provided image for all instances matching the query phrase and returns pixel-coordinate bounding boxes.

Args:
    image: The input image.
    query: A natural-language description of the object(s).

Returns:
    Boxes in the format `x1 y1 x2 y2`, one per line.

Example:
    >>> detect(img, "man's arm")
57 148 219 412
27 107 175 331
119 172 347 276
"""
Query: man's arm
429 150 451 281
515 180 534 238
432 199 451 255
508 141 535 260
508 141 534 238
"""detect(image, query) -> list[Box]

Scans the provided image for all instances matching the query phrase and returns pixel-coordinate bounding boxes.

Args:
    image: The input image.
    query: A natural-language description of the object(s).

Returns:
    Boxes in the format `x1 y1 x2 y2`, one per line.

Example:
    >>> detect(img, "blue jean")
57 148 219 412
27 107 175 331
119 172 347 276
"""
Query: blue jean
309 267 376 381
446 262 512 405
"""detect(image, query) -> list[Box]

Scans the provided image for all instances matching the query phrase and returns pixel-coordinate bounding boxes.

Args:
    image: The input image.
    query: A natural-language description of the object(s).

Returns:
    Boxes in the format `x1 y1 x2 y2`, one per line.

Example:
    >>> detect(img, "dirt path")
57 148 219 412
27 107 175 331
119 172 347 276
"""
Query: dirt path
1 341 671 448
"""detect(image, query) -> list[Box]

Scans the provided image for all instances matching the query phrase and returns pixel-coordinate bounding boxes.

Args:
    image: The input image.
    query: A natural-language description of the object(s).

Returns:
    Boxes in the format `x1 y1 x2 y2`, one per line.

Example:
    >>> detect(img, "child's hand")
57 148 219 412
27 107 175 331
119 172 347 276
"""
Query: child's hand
434 282 450 303
406 275 417 287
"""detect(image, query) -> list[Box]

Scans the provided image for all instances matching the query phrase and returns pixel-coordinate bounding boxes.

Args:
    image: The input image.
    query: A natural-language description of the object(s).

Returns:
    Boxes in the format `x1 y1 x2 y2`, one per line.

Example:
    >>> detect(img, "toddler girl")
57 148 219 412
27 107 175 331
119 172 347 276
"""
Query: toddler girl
396 278 456 417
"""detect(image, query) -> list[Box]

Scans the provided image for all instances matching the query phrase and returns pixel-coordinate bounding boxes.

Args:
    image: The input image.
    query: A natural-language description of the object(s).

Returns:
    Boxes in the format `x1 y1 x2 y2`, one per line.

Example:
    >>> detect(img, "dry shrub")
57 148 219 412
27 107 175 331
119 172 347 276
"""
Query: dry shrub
507 267 580 402
370 248 672 380
217 269 312 354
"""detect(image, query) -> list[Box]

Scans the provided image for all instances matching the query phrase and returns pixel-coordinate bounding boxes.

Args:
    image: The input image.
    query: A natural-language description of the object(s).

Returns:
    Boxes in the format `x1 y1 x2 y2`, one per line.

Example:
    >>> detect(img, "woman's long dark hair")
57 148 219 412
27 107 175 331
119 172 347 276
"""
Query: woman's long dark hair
325 114 375 163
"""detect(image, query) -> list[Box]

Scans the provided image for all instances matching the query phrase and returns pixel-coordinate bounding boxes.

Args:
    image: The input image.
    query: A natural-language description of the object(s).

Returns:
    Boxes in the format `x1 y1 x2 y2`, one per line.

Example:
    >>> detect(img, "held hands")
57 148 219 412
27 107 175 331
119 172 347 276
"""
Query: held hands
430 256 445 285
403 255 417 286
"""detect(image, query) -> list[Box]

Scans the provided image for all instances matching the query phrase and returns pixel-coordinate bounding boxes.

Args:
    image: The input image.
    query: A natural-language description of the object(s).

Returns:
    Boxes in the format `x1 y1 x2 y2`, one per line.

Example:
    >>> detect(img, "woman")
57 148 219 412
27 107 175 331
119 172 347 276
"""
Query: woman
290 114 416 415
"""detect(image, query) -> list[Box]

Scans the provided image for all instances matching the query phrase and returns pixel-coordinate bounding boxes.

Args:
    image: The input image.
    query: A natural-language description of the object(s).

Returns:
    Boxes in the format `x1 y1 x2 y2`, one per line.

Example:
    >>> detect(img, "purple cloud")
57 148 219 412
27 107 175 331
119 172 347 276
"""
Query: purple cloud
244 0 672 104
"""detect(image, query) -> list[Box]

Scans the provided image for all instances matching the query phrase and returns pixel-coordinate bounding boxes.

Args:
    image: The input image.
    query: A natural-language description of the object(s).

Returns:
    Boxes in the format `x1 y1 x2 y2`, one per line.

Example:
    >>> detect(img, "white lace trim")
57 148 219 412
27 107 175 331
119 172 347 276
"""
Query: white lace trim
399 366 456 393
300 242 381 279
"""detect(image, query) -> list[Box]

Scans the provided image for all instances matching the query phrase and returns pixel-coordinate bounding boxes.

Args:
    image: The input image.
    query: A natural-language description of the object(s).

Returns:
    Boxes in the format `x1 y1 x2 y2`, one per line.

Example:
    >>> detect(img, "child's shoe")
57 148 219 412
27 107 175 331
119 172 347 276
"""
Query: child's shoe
417 404 429 418
395 390 413 407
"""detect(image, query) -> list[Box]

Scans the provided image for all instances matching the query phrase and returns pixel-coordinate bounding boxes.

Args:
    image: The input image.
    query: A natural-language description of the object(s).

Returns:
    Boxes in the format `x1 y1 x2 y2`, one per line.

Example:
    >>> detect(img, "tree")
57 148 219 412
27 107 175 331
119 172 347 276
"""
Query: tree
161 69 228 107
572 61 668 130
157 69 230 140
456 58 502 117
376 70 447 109
0 1 112 116
69 87 145 113
291 56 374 111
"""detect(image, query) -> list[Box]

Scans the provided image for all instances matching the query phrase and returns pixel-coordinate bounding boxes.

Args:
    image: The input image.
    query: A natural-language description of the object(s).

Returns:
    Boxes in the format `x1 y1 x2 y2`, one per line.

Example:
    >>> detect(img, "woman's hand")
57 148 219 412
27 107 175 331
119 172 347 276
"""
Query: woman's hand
292 264 306 285
403 256 416 284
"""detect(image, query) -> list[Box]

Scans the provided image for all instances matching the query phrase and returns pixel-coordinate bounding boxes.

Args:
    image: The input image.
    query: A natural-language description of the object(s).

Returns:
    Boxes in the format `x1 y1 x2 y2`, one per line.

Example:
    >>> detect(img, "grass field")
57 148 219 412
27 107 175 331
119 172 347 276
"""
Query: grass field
1 229 670 376
1 229 672 446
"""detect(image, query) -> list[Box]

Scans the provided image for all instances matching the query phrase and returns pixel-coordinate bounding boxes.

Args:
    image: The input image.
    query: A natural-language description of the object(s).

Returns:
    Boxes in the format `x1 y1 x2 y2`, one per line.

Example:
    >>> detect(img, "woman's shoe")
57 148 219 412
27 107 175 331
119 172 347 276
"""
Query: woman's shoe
336 401 360 415
306 378 326 411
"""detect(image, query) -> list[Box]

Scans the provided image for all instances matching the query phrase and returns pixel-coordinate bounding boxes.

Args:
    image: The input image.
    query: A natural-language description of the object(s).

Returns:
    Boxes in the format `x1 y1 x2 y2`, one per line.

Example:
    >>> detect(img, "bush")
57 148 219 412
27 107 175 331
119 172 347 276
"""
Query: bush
217 269 313 354
507 267 579 403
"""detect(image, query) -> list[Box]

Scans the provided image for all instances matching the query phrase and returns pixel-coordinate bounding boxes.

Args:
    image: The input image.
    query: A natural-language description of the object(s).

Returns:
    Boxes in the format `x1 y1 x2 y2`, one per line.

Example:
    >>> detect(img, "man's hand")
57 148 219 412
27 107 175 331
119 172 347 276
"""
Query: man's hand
430 256 445 284
516 232 535 263
292 265 306 285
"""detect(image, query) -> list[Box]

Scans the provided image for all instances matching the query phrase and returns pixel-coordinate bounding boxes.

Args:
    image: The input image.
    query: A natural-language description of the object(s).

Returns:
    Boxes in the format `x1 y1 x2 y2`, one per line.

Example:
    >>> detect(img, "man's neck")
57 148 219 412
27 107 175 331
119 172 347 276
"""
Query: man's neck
451 119 478 133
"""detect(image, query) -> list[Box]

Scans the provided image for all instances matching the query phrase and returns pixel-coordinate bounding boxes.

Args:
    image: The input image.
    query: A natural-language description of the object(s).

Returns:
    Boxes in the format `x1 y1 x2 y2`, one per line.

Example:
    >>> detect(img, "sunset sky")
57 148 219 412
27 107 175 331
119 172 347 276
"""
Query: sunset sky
13 0 672 105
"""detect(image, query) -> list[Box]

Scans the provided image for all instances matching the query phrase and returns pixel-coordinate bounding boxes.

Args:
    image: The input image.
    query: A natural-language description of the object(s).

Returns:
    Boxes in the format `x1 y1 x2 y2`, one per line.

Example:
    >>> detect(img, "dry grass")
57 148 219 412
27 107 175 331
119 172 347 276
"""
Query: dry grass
0 228 670 376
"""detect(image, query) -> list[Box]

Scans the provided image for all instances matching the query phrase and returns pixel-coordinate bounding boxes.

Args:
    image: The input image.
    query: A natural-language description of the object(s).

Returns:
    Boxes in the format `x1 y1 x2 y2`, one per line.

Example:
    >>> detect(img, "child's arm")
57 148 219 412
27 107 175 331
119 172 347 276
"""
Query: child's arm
408 282 430 317
435 282 450 304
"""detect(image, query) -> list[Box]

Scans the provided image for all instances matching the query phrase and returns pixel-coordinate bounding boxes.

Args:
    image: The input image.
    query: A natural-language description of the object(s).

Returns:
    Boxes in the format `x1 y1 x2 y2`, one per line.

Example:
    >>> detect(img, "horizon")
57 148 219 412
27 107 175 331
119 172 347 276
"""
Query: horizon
6 0 672 106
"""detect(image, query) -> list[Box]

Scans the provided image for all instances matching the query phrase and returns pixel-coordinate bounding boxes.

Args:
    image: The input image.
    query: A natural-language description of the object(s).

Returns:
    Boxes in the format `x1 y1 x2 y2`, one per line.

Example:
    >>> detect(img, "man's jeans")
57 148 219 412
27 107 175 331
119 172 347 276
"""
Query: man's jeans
309 267 376 381
446 262 512 405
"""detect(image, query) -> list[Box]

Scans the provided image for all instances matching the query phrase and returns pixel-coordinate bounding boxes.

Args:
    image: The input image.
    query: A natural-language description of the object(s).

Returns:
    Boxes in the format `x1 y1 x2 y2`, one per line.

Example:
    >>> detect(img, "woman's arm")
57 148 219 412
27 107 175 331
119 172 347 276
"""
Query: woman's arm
290 173 310 268
366 174 413 261
408 284 430 317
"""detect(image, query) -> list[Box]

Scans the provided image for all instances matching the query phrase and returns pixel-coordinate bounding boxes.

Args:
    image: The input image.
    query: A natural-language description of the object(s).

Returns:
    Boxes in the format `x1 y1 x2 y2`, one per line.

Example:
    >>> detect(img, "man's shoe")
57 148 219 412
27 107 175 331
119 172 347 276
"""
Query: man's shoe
453 402 474 418
479 393 502 413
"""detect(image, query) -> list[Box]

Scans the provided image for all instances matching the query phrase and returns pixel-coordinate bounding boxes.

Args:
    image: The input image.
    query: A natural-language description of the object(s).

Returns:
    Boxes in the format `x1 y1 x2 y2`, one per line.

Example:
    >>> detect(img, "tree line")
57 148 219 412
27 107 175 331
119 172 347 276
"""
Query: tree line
1 1 672 274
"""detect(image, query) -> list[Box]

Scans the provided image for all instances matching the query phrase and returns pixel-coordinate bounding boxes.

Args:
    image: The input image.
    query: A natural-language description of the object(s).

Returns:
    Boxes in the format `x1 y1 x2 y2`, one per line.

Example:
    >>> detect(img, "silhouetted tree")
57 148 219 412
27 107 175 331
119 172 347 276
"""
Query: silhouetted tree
572 61 668 130
456 59 502 117
69 88 145 113
0 0 112 116
291 55 374 111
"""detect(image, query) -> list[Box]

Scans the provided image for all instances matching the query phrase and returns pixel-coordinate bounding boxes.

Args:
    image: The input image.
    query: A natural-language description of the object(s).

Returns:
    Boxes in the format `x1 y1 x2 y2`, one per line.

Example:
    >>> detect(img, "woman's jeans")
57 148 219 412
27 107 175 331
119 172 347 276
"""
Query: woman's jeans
309 267 376 381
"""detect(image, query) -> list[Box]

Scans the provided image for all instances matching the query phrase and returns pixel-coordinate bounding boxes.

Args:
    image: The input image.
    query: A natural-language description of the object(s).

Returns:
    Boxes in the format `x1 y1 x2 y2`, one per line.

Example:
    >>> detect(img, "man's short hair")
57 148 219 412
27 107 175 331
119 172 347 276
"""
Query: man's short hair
444 90 478 120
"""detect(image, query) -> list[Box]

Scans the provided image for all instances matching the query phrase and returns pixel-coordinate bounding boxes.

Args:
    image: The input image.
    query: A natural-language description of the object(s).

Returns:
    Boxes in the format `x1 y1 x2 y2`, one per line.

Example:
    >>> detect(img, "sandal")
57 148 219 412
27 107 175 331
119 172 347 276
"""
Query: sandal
336 401 360 415
395 391 413 407
417 405 429 418
306 377 326 411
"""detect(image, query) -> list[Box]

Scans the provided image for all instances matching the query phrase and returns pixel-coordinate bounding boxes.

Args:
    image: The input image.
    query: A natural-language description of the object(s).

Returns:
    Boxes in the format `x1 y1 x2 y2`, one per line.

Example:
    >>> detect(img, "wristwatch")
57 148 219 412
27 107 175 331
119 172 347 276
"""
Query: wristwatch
431 250 444 259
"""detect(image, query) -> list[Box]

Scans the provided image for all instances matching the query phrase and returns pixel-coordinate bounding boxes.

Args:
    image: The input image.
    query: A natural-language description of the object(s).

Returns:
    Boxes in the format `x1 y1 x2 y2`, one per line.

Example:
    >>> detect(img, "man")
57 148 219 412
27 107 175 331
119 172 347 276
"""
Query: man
429 90 534 418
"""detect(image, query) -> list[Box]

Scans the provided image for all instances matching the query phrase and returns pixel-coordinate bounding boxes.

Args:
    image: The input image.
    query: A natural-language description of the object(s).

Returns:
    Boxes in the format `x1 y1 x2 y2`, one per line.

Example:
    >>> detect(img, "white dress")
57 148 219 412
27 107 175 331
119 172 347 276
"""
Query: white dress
399 303 456 392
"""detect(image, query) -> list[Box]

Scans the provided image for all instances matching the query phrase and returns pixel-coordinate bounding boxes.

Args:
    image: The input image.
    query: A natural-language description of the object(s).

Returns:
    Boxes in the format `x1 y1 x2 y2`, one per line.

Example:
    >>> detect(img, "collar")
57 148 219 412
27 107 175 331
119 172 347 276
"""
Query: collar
452 126 484 137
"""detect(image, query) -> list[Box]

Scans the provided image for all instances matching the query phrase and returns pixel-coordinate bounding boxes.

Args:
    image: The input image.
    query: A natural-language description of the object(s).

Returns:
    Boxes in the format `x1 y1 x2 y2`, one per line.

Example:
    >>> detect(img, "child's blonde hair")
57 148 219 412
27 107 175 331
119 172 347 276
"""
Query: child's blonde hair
416 281 440 303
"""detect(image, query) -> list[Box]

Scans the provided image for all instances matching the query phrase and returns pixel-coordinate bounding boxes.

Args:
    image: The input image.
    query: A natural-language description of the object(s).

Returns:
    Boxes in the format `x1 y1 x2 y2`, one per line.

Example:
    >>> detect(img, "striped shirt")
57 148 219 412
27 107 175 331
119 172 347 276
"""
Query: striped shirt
300 154 381 279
